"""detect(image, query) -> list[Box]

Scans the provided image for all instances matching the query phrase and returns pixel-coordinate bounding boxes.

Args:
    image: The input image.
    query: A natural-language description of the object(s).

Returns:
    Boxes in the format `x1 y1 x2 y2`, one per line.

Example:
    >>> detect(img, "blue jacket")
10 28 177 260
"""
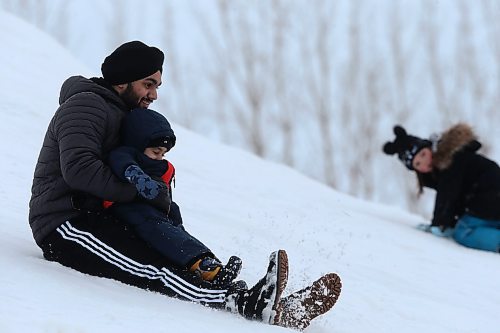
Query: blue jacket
107 109 210 267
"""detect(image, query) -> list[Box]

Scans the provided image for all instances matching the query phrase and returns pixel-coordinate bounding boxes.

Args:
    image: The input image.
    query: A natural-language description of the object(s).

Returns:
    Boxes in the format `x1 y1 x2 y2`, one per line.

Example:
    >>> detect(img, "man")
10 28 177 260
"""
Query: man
29 41 288 324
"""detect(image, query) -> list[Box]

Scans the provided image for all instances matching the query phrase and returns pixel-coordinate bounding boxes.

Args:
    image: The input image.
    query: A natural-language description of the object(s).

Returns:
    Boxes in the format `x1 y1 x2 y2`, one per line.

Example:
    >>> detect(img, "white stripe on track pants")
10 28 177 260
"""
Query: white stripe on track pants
40 214 228 305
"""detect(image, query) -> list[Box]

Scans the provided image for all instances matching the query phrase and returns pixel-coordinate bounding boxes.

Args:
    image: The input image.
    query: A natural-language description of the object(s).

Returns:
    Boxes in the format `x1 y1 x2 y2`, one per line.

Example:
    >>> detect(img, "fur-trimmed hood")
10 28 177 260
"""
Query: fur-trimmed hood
433 123 480 170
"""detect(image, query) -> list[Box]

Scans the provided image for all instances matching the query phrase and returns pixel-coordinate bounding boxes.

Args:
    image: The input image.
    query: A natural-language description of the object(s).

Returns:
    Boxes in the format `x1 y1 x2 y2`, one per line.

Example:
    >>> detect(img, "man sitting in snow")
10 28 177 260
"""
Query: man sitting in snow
29 40 288 324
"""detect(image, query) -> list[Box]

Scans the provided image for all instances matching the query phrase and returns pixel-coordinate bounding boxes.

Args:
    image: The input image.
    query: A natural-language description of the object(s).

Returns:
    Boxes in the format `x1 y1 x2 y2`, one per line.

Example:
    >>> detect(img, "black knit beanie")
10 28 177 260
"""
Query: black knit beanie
101 41 164 85
383 125 432 170
121 108 176 152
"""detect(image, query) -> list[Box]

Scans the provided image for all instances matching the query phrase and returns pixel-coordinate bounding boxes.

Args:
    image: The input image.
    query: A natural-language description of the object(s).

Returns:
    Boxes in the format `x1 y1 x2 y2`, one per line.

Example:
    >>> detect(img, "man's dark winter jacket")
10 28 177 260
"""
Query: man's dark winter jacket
419 124 500 229
29 76 137 246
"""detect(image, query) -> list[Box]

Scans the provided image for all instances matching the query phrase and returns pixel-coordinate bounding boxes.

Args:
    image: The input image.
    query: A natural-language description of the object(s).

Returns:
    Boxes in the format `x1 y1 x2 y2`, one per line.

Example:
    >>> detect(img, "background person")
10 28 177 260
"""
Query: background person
383 124 500 253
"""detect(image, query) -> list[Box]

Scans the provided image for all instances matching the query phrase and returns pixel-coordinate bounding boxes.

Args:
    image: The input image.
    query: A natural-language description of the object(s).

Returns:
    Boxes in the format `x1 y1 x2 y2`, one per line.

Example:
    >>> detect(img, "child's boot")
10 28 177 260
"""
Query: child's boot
190 255 242 288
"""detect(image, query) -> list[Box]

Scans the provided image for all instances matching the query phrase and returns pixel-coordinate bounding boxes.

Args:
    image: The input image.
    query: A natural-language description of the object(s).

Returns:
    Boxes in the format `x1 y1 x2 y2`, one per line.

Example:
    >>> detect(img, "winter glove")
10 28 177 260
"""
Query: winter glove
125 165 171 211
416 223 432 232
125 164 160 199
429 226 454 238
416 223 454 238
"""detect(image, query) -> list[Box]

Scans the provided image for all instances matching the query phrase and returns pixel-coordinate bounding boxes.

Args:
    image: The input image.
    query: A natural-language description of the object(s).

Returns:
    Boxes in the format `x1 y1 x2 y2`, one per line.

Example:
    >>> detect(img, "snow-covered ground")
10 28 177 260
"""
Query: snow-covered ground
0 11 498 333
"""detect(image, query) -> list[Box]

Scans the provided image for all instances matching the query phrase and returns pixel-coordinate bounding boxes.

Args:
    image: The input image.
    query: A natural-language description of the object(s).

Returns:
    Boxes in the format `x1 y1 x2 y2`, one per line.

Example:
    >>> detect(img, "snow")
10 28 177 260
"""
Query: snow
0 10 498 333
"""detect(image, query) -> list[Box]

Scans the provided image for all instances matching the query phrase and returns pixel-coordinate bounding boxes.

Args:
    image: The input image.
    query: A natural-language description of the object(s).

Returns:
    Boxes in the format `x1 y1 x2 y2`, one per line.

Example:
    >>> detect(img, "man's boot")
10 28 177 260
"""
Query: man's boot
225 250 288 324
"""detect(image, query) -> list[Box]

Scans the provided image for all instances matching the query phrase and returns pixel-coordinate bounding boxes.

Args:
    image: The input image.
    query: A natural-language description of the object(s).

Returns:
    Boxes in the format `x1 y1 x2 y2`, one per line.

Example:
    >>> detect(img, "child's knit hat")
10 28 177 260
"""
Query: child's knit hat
121 108 176 152
383 125 432 170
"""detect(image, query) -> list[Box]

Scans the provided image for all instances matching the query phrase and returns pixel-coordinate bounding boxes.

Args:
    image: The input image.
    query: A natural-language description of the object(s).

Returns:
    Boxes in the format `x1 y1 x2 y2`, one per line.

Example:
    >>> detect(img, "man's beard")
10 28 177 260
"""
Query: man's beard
120 83 143 109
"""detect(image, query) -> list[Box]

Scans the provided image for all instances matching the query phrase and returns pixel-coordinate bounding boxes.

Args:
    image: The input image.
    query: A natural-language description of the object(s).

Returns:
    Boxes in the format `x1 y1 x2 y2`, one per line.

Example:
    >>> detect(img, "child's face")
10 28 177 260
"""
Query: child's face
412 147 433 173
144 147 168 161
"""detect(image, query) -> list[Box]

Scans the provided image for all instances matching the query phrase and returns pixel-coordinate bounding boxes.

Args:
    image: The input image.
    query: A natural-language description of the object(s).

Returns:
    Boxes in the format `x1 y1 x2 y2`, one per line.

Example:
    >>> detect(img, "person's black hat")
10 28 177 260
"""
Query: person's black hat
101 41 164 85
383 125 432 170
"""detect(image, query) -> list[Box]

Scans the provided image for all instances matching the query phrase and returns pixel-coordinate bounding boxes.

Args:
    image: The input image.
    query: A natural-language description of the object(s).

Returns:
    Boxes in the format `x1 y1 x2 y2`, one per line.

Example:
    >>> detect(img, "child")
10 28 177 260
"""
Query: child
106 108 291 324
107 108 241 285
383 124 500 253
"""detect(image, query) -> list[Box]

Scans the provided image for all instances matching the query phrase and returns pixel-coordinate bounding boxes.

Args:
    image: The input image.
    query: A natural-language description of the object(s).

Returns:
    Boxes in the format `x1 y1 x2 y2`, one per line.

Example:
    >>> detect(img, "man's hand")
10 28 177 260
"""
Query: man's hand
125 165 161 199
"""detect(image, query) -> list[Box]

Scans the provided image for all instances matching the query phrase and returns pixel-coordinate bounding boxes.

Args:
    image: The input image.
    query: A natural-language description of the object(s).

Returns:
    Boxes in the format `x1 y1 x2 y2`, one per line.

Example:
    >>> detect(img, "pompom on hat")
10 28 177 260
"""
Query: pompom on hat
101 41 164 85
383 125 432 170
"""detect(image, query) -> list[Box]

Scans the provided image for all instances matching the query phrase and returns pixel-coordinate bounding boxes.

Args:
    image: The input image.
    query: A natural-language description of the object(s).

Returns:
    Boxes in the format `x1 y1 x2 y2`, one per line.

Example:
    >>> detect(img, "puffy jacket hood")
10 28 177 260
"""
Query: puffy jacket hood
59 76 127 111
121 108 176 152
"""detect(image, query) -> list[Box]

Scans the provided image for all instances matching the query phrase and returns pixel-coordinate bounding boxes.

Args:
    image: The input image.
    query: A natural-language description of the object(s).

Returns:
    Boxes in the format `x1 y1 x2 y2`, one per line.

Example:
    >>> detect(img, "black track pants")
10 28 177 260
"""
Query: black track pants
40 212 228 306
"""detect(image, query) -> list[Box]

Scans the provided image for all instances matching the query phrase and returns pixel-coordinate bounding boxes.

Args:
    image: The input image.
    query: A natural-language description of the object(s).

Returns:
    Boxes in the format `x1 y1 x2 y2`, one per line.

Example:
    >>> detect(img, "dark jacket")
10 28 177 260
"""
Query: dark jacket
107 108 179 222
29 76 137 246
107 115 210 267
419 124 500 228
108 146 180 225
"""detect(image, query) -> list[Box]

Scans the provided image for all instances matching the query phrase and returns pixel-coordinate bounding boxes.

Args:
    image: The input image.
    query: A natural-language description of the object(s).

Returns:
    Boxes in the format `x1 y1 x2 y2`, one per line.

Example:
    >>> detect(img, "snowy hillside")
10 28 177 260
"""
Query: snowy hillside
0 10 498 333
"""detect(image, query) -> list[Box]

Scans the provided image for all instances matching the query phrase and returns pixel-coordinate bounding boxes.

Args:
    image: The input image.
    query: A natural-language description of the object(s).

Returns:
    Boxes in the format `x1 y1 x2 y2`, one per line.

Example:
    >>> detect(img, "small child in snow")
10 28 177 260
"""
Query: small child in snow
107 108 241 284
383 123 500 253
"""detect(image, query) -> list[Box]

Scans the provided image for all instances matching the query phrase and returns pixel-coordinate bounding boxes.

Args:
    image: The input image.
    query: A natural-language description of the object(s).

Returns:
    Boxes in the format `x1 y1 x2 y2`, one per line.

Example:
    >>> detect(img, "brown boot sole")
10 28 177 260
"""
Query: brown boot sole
270 249 289 324
278 272 342 330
